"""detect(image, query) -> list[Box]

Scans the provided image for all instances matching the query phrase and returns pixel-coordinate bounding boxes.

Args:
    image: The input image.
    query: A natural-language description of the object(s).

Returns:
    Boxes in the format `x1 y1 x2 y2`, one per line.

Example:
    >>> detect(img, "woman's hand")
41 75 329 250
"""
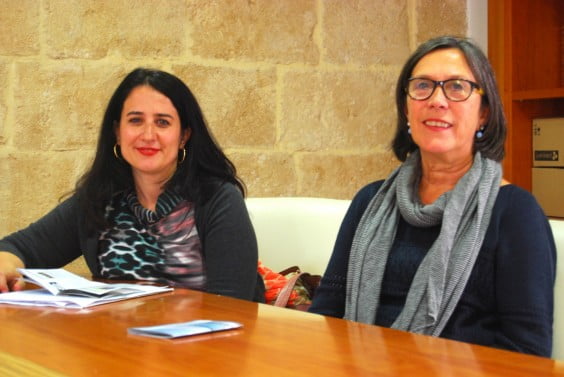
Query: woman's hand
0 252 25 293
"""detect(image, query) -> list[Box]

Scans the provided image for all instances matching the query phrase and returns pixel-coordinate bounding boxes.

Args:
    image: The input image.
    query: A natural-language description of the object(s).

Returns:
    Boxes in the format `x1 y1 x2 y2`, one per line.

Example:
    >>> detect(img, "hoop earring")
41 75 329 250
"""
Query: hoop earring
113 144 121 160
178 147 186 164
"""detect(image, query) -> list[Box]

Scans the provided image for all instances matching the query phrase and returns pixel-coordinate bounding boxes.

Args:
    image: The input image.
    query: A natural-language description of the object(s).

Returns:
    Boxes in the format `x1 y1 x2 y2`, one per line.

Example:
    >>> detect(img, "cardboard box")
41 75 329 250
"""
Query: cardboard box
532 118 564 217
532 167 564 218
532 118 564 168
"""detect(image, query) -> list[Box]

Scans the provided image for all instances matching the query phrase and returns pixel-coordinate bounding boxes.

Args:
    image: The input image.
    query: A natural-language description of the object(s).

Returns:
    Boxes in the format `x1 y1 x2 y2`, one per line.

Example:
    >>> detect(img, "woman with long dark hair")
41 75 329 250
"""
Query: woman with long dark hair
0 68 265 302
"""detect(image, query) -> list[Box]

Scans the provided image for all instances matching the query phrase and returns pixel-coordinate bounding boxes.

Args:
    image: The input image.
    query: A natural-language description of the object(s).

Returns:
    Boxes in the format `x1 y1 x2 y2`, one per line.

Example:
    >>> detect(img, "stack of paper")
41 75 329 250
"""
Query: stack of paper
0 268 172 309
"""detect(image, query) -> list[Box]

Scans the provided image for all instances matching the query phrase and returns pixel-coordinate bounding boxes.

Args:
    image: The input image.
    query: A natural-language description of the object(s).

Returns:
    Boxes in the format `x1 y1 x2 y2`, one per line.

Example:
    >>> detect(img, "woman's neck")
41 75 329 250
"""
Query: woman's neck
132 164 177 211
133 174 170 212
418 154 474 205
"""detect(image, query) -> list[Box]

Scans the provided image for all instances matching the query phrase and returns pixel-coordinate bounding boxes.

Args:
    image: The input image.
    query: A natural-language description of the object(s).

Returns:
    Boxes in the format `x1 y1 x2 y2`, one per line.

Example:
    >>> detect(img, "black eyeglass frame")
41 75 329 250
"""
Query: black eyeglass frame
406 77 485 102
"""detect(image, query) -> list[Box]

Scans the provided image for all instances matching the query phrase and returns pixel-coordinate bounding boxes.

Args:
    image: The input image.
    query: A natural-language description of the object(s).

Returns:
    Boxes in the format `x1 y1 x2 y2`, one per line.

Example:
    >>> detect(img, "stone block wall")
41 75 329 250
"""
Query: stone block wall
0 0 467 234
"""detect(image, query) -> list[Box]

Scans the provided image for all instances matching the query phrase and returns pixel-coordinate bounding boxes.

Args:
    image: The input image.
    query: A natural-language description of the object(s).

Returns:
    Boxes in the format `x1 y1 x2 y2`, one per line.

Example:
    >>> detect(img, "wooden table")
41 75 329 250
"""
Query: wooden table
0 288 563 376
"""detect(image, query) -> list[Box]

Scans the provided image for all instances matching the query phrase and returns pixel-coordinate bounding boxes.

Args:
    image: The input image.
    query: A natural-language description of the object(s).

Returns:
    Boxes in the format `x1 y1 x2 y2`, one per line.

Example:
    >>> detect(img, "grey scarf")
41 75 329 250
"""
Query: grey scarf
344 151 502 336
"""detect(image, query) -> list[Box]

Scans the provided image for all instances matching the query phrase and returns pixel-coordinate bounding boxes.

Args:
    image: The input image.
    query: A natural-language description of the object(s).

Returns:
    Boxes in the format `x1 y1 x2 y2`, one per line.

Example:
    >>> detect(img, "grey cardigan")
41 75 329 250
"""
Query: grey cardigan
0 182 265 302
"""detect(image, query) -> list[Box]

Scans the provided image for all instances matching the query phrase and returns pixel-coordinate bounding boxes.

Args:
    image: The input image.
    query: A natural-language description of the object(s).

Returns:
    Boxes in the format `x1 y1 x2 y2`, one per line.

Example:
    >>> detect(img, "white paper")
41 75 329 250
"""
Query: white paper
128 320 243 339
0 268 173 309
18 268 122 296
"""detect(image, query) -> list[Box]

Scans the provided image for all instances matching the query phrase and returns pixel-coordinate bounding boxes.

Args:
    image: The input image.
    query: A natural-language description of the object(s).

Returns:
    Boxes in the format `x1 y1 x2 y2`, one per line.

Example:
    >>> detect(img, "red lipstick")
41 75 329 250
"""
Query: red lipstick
137 147 159 156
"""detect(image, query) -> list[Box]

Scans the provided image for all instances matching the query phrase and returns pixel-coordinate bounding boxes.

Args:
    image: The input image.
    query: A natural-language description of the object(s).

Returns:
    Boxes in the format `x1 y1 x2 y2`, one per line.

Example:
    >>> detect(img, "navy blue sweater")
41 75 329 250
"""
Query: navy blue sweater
309 181 556 357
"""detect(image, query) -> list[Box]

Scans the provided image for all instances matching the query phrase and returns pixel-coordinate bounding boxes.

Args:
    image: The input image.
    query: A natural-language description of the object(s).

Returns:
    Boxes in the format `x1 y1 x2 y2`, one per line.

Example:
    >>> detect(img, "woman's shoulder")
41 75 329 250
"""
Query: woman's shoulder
48 193 81 216
211 180 244 199
495 184 549 225
348 179 386 215
353 180 385 202
497 184 543 211
194 180 245 214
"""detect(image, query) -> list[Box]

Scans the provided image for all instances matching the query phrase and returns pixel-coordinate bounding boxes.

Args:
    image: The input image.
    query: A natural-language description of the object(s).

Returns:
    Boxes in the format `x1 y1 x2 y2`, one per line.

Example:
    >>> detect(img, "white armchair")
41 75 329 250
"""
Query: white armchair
245 197 351 276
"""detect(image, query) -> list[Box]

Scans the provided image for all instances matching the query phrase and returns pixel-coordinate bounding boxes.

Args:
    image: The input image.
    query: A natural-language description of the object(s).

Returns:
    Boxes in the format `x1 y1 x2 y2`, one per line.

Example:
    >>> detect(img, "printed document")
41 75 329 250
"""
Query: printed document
0 268 172 309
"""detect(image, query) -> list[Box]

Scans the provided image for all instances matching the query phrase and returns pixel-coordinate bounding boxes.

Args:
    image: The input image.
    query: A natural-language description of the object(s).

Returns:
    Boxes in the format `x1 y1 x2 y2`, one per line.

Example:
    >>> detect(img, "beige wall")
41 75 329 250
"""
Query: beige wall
0 0 467 235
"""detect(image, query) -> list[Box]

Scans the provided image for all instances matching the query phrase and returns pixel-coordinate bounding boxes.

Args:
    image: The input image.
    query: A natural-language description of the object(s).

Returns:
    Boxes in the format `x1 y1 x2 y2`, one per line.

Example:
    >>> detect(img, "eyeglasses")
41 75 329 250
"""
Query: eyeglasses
406 78 484 102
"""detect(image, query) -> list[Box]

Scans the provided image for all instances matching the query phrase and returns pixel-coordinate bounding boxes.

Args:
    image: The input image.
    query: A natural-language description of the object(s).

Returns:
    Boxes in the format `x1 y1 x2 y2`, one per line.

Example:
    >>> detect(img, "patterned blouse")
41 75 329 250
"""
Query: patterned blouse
97 189 205 289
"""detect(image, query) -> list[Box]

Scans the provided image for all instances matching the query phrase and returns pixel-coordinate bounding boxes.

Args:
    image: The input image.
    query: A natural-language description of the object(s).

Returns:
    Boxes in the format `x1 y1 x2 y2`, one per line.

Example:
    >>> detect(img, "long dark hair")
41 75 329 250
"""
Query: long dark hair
75 68 245 231
391 36 506 162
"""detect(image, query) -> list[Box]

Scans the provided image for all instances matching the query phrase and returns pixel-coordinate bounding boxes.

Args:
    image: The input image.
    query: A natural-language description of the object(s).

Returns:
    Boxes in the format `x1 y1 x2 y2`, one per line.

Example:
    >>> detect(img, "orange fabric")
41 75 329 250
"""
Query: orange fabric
257 261 299 305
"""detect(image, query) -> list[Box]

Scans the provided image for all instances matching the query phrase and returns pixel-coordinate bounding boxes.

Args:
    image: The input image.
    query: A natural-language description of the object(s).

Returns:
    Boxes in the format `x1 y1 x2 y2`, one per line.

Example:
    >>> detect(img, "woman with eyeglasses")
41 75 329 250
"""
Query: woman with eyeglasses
309 36 556 357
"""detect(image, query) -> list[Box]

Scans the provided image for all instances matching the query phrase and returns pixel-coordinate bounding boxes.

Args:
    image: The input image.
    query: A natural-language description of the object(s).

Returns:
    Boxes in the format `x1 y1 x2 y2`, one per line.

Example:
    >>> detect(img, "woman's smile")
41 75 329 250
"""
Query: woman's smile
424 119 451 129
137 147 160 156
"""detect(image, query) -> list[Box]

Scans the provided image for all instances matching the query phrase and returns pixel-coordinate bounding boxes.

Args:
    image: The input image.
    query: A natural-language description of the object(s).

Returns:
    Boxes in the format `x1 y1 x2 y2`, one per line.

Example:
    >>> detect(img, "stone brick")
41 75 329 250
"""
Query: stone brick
0 0 473 240
416 0 468 44
279 69 399 151
13 63 125 151
0 0 40 56
44 0 187 59
324 0 410 65
172 64 277 148
297 151 399 199
229 151 297 197
186 0 318 64
0 151 89 235
0 62 8 144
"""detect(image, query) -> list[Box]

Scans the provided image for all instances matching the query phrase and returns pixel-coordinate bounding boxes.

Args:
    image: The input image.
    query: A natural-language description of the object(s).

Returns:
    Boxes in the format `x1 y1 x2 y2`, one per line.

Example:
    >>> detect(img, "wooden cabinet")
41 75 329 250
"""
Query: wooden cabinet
488 0 564 191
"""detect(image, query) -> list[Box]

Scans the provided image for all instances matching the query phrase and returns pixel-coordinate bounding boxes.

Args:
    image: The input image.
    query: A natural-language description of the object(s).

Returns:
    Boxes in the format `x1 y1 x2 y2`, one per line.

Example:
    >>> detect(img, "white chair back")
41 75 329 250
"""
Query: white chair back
245 197 350 275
